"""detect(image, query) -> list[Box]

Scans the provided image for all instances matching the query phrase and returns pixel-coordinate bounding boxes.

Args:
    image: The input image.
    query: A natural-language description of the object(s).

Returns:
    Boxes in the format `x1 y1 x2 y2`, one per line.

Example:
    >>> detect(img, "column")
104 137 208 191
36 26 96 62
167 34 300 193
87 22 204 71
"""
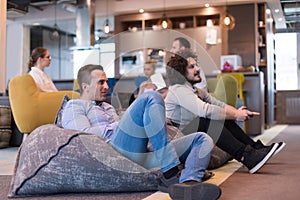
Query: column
0 0 7 94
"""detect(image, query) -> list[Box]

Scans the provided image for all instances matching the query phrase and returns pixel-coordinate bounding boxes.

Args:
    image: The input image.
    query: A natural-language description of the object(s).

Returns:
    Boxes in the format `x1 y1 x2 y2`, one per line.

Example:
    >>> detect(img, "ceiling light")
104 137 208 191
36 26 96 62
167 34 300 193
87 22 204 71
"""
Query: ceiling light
221 0 235 30
104 0 110 34
104 19 110 34
139 8 144 13
50 1 60 40
206 19 213 27
157 0 172 29
275 9 279 13
205 3 210 8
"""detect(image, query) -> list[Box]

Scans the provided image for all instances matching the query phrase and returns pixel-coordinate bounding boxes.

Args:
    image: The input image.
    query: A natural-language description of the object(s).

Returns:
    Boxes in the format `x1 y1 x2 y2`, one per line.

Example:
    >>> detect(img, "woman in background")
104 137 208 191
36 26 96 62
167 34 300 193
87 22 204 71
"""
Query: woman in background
28 47 58 92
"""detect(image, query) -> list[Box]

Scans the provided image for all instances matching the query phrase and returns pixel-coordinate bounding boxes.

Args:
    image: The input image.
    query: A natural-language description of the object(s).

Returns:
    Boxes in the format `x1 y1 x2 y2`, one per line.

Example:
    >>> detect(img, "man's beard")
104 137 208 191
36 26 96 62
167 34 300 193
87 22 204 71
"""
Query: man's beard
187 76 202 85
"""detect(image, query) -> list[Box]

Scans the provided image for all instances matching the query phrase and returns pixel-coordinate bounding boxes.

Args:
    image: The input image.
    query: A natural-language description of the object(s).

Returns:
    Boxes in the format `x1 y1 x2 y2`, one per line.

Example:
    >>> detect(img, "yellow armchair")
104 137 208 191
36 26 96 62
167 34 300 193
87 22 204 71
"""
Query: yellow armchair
207 75 238 107
8 75 80 135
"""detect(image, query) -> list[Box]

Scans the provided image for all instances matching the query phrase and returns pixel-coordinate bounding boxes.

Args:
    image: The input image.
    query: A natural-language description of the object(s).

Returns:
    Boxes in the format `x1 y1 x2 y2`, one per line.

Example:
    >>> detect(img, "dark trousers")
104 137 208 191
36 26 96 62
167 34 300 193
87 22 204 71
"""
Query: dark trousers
181 117 255 160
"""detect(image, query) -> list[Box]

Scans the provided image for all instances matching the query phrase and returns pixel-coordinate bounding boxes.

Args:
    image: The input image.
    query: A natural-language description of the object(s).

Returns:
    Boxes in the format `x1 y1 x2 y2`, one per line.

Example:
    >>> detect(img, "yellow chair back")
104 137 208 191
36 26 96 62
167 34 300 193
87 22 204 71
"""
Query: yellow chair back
218 73 245 102
9 75 80 134
213 75 238 107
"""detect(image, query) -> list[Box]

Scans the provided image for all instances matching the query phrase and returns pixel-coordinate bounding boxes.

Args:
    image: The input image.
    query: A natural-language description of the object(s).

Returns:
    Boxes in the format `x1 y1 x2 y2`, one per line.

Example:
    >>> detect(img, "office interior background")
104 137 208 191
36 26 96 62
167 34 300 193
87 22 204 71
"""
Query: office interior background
2 2 300 200
2 0 299 80
1 0 300 130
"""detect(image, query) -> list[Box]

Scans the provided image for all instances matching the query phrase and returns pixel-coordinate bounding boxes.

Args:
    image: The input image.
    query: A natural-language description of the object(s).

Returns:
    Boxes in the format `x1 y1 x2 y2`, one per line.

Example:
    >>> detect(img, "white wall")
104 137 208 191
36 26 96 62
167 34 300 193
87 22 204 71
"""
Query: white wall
0 0 6 94
6 23 30 86
298 33 300 89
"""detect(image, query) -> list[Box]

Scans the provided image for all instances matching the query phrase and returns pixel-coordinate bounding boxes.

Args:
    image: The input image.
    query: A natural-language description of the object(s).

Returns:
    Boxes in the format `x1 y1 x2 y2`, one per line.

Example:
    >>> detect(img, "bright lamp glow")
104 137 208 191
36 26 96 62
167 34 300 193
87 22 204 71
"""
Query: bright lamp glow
222 0 235 30
206 19 213 27
224 16 231 25
162 20 168 29
104 24 110 33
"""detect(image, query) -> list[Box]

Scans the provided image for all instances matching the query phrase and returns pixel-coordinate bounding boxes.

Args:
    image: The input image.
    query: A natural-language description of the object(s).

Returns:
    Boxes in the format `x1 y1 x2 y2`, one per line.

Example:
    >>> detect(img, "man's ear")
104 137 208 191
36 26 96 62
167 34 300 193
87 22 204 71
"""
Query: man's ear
82 83 88 91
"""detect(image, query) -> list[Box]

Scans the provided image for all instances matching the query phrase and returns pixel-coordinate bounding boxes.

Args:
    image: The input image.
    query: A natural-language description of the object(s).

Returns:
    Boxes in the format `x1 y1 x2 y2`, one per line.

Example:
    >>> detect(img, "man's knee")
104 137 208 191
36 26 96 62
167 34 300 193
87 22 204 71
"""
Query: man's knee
195 132 214 150
141 90 164 103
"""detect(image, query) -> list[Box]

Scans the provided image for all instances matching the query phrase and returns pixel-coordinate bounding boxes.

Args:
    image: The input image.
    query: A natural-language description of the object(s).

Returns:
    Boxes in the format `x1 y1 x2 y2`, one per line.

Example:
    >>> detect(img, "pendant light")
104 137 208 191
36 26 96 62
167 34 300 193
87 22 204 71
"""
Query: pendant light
221 0 235 30
157 0 172 29
50 0 60 40
104 19 110 34
104 0 110 34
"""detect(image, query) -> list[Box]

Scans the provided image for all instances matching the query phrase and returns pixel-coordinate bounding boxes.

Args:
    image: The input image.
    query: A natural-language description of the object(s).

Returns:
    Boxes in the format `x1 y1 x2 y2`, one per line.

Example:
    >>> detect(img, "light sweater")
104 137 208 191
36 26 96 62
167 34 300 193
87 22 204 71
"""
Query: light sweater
165 83 226 130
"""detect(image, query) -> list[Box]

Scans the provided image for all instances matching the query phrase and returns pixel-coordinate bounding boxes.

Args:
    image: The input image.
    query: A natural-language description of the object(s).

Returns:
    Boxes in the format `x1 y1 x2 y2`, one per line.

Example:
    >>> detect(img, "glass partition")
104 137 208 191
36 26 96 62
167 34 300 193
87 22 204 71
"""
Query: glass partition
119 48 166 77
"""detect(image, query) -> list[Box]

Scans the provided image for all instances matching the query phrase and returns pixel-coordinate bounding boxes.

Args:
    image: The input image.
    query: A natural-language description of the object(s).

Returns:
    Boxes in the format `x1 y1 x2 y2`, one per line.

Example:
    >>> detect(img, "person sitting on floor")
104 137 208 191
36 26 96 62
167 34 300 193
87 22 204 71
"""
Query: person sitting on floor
61 64 221 200
165 49 286 174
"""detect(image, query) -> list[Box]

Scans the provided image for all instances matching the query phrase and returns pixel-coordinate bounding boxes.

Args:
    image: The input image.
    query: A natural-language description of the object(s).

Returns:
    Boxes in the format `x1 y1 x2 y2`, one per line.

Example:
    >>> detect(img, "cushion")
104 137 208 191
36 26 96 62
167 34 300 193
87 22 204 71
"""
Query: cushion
208 146 233 170
0 129 12 149
0 106 11 129
54 95 70 127
8 124 158 197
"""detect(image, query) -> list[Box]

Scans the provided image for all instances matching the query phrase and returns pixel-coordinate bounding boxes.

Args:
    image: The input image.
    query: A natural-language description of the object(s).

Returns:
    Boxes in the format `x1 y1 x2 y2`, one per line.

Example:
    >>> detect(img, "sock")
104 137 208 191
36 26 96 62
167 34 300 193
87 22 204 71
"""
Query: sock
163 166 179 179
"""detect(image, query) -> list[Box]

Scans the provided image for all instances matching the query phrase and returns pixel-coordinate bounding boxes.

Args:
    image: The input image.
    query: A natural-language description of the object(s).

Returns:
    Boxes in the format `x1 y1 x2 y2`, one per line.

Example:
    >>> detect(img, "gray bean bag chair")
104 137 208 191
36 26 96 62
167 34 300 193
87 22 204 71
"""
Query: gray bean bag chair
8 124 159 197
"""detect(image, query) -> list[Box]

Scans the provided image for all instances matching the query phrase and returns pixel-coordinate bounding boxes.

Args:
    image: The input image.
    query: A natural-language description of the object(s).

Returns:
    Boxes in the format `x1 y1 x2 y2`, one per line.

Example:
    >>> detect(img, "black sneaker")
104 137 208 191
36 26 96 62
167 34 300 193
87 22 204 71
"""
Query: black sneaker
169 182 221 200
158 173 180 193
158 169 214 192
242 143 278 174
253 140 286 156
252 139 267 149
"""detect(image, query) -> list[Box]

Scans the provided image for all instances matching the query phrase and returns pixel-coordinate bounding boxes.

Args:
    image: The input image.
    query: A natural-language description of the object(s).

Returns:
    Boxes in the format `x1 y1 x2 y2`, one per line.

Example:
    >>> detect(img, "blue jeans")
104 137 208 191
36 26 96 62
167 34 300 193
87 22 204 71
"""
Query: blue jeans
110 91 213 183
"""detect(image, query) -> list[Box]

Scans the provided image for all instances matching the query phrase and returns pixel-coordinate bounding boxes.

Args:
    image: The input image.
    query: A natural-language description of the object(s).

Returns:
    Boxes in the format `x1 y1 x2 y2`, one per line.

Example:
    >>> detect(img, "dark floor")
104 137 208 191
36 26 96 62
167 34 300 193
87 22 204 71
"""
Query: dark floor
219 125 300 200
1 125 299 200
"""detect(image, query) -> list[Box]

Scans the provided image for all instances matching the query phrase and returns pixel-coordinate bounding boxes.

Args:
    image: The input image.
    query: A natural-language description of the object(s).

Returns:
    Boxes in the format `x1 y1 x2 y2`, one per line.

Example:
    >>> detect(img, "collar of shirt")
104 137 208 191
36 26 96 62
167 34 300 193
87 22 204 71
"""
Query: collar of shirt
94 101 103 107
184 82 197 93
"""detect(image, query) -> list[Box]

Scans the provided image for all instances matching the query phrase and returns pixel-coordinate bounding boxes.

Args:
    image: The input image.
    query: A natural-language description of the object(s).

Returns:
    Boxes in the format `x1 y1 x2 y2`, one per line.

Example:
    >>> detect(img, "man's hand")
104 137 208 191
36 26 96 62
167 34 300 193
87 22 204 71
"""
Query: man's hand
236 106 260 121
142 82 157 91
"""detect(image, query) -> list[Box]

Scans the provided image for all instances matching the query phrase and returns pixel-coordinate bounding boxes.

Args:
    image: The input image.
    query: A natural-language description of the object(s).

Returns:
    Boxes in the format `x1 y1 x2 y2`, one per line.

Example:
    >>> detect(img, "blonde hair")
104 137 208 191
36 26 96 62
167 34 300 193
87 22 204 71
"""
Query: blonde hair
144 59 157 70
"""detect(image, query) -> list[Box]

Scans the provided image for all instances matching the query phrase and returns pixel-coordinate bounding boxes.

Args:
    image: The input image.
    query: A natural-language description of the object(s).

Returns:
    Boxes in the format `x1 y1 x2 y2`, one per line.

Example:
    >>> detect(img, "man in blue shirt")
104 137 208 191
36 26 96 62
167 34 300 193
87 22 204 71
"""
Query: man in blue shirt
61 64 221 200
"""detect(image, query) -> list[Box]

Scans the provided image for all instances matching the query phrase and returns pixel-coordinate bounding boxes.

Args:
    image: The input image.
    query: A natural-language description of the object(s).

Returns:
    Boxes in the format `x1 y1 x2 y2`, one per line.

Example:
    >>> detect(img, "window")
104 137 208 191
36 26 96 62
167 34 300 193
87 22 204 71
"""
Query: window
275 33 299 90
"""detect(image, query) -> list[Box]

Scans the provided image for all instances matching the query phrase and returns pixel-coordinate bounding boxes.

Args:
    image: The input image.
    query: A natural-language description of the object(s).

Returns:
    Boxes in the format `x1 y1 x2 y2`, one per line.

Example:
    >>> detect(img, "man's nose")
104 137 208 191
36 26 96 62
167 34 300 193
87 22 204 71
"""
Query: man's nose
104 81 109 89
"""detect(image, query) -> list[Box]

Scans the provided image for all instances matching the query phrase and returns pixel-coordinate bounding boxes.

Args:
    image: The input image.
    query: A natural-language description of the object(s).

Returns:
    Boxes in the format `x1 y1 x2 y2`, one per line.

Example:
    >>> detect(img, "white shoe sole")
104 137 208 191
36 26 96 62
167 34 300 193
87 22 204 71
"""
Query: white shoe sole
273 142 286 156
249 143 278 174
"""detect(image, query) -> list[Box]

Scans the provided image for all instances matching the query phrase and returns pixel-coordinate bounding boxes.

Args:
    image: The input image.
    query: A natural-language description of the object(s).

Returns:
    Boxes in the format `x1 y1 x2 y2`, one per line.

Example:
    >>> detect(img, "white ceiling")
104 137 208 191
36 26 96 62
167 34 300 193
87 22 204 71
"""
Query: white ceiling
7 0 286 33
